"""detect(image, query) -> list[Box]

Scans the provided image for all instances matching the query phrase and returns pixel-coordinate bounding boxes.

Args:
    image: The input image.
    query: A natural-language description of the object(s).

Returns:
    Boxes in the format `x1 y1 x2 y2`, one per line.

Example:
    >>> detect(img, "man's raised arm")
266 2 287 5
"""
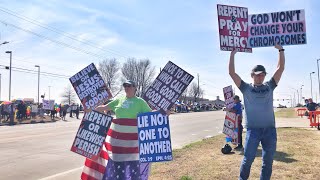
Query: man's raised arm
273 44 285 85
229 49 242 88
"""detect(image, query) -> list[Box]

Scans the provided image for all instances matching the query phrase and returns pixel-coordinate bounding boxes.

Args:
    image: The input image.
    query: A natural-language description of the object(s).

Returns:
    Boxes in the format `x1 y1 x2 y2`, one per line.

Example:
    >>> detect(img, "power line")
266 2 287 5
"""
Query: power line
0 6 129 58
0 55 73 72
0 19 108 59
0 65 70 79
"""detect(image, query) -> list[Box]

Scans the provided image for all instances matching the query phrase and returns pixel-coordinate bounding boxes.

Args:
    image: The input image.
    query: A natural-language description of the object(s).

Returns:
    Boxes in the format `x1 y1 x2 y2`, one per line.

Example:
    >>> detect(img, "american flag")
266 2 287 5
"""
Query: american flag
81 118 150 180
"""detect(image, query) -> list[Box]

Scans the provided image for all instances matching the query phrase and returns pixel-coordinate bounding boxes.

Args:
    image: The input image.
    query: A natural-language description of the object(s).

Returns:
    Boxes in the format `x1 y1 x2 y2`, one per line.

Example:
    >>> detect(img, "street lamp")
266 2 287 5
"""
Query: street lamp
300 85 304 104
5 51 13 125
5 51 12 101
0 41 9 46
48 86 51 100
0 73 1 101
35 65 40 105
317 59 320 103
310 72 315 99
290 88 299 106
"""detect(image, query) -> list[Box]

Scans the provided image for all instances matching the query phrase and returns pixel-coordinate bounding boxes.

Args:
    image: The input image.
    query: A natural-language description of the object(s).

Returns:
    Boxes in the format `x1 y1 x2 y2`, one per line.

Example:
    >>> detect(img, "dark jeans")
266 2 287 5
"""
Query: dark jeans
239 127 277 180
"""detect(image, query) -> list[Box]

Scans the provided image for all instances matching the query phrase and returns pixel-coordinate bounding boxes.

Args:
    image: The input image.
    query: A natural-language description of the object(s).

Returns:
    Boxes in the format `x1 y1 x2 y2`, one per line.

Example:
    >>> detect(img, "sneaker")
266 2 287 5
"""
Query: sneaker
234 145 243 150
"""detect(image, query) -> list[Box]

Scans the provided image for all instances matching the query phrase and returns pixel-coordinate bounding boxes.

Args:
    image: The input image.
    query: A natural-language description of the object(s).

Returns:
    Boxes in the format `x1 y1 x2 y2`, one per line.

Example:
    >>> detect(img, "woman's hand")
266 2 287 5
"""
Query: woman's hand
95 105 107 113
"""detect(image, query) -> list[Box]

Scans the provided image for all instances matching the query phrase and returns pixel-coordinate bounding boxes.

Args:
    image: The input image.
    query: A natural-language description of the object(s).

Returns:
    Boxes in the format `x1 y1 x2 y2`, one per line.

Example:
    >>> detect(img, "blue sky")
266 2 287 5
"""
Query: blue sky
0 0 319 107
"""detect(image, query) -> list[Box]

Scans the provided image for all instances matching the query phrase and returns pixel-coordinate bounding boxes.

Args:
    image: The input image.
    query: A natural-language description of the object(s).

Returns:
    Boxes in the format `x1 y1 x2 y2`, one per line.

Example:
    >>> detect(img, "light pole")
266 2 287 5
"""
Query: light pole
317 59 320 102
290 88 298 106
296 89 299 106
300 85 304 104
0 41 9 46
310 72 315 99
5 51 12 101
35 65 40 105
0 73 1 101
5 51 13 125
48 86 51 100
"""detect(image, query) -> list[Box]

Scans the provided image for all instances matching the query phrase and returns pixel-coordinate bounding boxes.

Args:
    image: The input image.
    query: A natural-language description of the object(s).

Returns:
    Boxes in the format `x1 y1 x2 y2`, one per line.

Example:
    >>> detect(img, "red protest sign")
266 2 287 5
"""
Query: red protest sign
217 4 252 53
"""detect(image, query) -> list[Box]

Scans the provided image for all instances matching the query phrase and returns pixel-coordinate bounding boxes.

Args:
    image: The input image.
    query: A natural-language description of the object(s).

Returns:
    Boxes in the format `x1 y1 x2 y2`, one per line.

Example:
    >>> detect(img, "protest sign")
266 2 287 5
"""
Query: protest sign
143 61 194 113
248 9 306 47
217 4 252 53
31 104 38 113
69 63 112 112
42 99 55 110
222 85 238 145
223 85 234 109
70 110 113 159
138 111 172 163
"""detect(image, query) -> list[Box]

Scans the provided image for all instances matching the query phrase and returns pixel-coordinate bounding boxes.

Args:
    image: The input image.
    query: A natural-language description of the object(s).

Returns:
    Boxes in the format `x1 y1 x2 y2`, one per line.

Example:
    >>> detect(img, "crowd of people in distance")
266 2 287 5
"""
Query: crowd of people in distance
172 102 224 113
0 101 83 123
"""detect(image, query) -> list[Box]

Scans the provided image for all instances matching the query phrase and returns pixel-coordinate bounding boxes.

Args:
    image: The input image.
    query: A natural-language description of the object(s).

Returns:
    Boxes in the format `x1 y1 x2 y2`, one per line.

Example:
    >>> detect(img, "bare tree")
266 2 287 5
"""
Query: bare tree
121 58 155 97
61 86 77 105
188 82 204 102
179 86 189 103
98 58 121 96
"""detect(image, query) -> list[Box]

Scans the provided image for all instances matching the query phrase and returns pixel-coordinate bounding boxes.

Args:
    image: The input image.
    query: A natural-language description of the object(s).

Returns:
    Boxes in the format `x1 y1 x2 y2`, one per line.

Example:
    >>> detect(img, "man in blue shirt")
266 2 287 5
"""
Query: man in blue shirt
229 44 285 180
232 95 243 150
306 98 318 127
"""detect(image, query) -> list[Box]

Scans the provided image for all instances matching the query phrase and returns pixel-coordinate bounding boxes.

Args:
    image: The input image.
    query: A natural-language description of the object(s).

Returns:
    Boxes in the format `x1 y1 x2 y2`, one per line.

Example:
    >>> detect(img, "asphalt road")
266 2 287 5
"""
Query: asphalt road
0 110 226 180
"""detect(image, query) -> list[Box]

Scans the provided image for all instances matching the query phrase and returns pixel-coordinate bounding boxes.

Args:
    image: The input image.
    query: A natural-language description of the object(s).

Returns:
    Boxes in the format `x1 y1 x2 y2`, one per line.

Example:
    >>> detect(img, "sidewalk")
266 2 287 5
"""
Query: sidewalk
276 116 311 128
0 112 84 126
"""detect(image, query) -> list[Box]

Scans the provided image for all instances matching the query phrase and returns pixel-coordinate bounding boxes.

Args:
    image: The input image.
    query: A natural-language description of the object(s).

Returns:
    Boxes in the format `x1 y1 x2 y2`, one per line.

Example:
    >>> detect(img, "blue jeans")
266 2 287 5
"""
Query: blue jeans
239 127 277 180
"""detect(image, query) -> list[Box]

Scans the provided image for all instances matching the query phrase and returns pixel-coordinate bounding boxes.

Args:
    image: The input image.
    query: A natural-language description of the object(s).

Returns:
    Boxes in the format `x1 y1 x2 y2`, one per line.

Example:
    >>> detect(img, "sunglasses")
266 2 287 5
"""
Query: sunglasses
123 84 134 88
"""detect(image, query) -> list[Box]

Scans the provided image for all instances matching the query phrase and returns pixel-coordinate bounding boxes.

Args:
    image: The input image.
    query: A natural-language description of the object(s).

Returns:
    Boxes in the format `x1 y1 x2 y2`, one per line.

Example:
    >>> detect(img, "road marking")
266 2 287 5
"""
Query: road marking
203 130 210 132
38 166 83 180
204 135 212 138
191 134 197 135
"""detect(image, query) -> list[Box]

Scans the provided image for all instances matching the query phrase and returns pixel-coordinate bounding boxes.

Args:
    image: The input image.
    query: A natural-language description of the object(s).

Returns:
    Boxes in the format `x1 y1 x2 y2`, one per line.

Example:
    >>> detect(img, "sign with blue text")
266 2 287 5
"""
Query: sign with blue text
248 9 306 47
137 111 173 163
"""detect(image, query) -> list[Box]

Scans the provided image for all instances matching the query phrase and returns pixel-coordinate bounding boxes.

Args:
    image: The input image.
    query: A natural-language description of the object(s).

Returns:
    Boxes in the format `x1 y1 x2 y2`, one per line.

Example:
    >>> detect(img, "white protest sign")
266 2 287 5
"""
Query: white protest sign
42 100 55 110
138 111 173 163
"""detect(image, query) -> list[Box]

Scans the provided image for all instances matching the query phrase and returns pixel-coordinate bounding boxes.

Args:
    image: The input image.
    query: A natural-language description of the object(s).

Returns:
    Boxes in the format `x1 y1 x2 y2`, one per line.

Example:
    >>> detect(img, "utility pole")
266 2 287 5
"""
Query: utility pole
297 89 299 105
197 73 199 102
310 72 315 99
0 73 1 101
317 59 320 103
48 86 51 100
35 65 40 104
5 51 12 101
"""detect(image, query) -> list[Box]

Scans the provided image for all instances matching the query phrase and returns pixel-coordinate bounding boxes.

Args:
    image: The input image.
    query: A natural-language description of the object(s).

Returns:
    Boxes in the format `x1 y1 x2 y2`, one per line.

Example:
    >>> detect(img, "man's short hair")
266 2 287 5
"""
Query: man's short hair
252 65 267 75
234 95 241 102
